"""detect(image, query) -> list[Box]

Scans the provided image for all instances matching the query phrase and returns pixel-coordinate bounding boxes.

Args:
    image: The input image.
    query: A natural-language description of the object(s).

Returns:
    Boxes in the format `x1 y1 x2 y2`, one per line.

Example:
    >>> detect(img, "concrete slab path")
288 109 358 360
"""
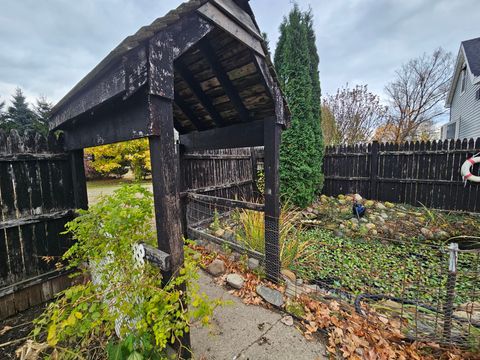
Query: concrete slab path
191 271 327 360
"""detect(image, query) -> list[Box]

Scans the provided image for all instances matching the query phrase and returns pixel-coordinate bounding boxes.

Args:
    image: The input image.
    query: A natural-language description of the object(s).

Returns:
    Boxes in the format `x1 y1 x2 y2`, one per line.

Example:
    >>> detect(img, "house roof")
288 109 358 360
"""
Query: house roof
445 36 480 107
462 36 480 77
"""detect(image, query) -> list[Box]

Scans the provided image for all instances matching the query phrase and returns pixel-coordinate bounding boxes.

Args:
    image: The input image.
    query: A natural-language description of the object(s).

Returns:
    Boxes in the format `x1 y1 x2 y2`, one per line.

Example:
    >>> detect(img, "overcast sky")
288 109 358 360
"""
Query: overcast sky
1 0 479 121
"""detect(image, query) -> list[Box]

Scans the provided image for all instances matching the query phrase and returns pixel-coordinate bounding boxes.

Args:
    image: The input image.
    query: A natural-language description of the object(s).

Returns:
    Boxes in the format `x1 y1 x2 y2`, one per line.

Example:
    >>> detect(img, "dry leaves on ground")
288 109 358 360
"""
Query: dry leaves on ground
192 244 480 360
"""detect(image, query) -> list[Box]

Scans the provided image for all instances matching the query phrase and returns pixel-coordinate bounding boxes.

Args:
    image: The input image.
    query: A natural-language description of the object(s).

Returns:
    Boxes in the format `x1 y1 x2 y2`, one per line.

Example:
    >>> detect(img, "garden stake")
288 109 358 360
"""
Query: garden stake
443 242 458 343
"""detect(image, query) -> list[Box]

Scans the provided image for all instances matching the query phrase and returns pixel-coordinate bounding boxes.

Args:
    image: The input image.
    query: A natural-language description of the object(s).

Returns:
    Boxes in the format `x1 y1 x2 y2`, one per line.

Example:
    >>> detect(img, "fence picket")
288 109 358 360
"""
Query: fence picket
322 138 480 211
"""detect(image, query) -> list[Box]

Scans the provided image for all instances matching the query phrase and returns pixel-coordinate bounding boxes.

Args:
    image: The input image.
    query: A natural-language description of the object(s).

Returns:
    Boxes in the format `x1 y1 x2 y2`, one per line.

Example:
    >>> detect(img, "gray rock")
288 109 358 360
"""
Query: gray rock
256 285 284 307
280 316 294 326
434 230 449 240
224 229 236 242
376 203 387 210
214 228 225 238
226 273 245 289
380 212 389 219
351 218 359 224
365 223 376 230
420 227 434 239
207 259 226 277
248 258 260 270
296 278 303 286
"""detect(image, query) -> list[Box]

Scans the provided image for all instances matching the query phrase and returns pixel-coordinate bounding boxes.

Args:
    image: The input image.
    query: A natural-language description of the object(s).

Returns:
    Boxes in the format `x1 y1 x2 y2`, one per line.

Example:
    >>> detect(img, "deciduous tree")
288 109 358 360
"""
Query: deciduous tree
323 84 387 144
384 48 453 142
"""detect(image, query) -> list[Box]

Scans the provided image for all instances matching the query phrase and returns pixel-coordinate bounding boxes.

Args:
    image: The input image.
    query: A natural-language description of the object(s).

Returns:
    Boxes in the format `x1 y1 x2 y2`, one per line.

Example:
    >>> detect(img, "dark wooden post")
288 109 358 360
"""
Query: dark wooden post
148 96 184 278
148 96 191 358
370 141 379 200
69 149 88 210
263 116 281 282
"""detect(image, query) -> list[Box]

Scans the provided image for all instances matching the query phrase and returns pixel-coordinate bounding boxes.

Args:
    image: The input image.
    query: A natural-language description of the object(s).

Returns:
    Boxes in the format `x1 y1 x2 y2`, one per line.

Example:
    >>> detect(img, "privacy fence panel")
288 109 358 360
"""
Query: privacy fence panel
0 129 79 319
180 147 261 199
323 139 480 212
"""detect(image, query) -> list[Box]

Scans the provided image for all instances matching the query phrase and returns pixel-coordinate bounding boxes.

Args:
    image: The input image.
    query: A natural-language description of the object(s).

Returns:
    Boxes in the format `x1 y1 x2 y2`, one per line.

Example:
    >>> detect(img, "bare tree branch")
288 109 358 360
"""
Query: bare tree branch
384 48 453 142
322 84 387 144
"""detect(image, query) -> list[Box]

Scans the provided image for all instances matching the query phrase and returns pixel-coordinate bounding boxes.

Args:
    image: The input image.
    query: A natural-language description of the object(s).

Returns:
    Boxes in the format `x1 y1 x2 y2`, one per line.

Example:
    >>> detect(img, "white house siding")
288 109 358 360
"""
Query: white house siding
450 70 480 139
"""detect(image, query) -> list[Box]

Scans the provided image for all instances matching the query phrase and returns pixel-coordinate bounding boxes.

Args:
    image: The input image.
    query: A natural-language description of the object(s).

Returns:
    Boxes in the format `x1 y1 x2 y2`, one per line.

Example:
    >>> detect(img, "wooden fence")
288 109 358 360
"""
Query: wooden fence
0 130 84 319
323 138 480 212
180 147 261 199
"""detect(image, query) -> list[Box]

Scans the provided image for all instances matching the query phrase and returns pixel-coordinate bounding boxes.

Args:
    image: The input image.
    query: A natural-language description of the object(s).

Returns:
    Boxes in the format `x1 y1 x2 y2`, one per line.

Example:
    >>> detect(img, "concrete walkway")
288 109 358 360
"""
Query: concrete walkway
191 271 327 360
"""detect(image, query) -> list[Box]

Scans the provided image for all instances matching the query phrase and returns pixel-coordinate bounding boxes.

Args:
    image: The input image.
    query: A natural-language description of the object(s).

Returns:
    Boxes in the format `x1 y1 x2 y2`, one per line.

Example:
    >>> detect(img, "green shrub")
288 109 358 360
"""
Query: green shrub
32 184 218 359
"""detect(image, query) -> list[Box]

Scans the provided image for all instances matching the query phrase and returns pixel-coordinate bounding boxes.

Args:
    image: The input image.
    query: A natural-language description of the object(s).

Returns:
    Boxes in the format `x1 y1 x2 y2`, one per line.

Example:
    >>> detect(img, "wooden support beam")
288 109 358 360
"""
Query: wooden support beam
198 41 251 123
50 60 126 130
0 153 68 162
174 91 209 131
62 93 151 150
197 2 264 56
148 96 184 277
187 192 264 212
0 209 75 231
140 243 171 271
187 227 264 262
179 119 264 151
175 60 225 127
70 149 88 210
263 116 281 282
252 55 288 128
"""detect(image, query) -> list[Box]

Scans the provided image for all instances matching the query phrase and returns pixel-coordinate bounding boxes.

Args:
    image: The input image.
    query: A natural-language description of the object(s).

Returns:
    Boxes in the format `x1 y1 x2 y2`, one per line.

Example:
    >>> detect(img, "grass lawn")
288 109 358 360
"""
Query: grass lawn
87 178 152 204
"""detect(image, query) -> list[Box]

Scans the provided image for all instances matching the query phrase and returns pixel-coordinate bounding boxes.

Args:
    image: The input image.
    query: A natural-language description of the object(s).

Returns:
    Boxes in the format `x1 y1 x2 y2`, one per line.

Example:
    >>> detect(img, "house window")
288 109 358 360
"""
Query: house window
476 88 480 101
446 122 456 139
461 66 467 93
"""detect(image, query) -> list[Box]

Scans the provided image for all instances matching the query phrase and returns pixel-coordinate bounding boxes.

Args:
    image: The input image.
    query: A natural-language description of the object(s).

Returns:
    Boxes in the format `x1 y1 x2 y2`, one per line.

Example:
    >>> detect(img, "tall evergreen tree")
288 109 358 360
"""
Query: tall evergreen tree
304 9 324 192
7 88 36 128
33 95 52 135
274 5 323 207
0 98 5 124
1 88 48 134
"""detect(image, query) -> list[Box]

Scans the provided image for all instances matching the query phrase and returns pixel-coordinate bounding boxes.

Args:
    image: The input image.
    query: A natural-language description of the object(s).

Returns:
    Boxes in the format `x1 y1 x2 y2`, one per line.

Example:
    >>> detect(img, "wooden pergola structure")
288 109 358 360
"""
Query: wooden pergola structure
50 0 289 283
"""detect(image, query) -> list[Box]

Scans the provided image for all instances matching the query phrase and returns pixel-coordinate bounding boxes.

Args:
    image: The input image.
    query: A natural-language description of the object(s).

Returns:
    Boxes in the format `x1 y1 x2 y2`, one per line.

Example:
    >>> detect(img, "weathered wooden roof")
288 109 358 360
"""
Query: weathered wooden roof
50 0 289 146
51 0 210 114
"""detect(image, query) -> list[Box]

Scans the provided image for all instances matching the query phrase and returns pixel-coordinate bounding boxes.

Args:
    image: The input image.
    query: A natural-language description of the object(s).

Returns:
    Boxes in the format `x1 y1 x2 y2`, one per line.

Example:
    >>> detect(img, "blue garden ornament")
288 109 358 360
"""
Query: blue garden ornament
352 202 366 220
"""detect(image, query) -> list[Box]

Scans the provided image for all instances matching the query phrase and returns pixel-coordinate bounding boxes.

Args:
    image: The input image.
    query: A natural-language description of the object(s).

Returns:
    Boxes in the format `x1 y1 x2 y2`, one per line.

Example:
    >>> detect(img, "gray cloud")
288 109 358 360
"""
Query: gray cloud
1 0 479 118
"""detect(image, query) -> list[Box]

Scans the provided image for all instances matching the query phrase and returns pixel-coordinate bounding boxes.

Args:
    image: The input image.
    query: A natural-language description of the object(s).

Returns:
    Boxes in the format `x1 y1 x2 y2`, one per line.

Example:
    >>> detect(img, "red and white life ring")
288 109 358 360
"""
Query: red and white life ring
461 156 480 182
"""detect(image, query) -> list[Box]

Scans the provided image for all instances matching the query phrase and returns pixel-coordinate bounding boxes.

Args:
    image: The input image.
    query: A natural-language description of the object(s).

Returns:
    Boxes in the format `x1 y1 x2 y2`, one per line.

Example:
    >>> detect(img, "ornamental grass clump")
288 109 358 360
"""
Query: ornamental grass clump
29 184 218 359
234 202 315 269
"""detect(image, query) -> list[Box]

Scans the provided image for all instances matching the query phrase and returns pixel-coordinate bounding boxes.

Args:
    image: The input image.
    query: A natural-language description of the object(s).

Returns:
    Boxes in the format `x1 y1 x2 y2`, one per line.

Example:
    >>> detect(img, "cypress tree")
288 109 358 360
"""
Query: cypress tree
304 10 324 193
274 5 323 207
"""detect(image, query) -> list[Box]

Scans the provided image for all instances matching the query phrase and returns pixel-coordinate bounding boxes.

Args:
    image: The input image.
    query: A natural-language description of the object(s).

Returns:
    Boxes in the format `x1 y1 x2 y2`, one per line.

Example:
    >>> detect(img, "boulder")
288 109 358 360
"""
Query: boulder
248 257 260 270
365 223 376 230
223 229 236 242
384 202 395 208
434 230 449 240
353 194 363 202
226 273 245 289
420 228 434 239
364 200 375 207
214 228 225 238
281 269 296 282
207 259 226 277
256 285 284 307
376 203 387 210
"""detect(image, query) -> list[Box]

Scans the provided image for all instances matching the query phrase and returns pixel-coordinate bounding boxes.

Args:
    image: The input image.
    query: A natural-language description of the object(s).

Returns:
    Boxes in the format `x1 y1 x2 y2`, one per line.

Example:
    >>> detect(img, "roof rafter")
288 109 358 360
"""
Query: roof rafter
198 40 251 123
174 91 210 131
175 60 225 126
